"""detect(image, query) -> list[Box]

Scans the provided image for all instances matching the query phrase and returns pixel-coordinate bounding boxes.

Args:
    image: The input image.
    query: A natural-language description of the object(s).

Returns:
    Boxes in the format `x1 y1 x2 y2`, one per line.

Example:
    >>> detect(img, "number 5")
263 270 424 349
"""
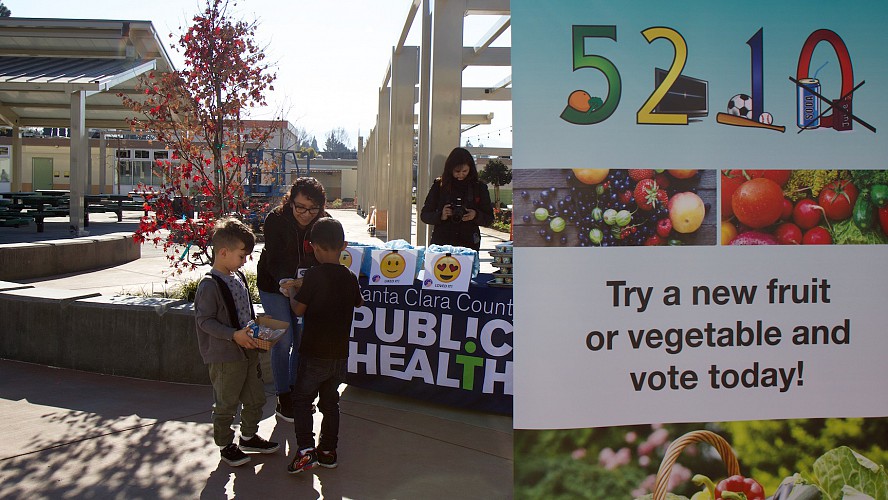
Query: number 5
560 25 622 125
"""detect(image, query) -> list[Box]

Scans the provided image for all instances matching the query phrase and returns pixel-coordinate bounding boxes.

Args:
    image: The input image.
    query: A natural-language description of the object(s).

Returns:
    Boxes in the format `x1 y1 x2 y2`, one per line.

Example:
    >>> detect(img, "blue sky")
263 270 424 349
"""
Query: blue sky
6 0 513 149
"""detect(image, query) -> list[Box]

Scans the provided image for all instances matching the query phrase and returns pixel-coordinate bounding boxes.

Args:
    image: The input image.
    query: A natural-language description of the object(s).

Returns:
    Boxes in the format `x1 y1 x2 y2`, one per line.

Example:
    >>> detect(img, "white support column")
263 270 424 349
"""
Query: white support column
375 87 391 240
99 130 107 194
69 90 88 235
366 128 377 224
425 0 465 240
389 46 419 242
416 0 433 245
356 135 364 212
11 124 22 192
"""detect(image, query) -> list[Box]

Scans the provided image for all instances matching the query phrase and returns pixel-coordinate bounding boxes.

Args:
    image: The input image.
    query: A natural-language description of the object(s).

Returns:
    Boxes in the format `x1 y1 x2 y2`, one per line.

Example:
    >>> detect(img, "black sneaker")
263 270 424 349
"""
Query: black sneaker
317 449 337 469
275 395 294 423
220 444 250 467
239 435 280 454
287 448 318 474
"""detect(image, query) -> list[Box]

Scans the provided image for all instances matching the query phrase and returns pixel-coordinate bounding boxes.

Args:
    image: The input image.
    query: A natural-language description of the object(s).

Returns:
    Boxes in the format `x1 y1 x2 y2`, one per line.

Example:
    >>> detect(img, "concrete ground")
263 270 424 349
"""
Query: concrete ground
0 208 514 499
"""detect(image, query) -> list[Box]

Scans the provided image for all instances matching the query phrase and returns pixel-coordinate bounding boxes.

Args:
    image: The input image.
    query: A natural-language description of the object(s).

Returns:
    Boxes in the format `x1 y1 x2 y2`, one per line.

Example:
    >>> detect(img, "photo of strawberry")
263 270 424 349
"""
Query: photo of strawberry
628 169 656 182
633 179 667 212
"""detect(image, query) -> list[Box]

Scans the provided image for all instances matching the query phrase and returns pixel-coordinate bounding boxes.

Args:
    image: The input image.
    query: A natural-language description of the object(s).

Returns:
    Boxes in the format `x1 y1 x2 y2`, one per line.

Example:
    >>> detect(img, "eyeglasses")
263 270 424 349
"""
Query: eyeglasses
292 203 321 215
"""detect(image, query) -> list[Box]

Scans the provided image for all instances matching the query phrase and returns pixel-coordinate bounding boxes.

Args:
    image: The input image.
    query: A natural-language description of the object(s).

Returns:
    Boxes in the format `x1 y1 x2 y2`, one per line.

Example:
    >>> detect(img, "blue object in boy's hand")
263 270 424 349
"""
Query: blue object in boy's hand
247 320 260 338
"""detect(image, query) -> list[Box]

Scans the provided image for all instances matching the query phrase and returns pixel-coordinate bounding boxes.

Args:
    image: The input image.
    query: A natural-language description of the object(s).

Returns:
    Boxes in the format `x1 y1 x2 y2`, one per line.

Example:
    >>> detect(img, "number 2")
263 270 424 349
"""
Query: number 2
637 27 689 125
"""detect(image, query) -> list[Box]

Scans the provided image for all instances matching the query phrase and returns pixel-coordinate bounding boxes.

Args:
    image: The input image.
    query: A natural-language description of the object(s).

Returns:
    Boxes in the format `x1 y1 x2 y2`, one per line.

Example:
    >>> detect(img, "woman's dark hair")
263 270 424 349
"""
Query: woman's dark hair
440 147 478 192
281 176 326 210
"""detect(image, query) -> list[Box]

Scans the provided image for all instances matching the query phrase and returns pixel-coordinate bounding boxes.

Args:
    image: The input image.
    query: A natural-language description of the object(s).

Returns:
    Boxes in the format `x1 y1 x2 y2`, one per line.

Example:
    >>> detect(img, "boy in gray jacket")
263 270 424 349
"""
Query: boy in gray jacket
195 217 279 467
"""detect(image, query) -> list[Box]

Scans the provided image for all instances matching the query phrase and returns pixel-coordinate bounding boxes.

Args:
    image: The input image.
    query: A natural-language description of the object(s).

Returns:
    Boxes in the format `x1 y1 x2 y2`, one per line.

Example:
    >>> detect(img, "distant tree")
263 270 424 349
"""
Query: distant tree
298 146 318 159
0 3 10 17
479 159 512 208
120 0 276 270
310 136 319 151
324 127 354 154
290 126 311 150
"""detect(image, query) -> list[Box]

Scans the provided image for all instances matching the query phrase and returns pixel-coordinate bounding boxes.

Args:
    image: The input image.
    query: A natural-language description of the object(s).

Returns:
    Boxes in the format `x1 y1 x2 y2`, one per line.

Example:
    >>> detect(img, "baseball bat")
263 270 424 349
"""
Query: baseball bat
716 112 786 133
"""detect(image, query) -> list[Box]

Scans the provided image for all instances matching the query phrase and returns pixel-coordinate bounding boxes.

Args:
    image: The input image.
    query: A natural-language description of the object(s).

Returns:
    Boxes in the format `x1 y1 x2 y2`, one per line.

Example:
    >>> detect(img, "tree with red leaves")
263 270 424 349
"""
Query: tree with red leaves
120 0 276 271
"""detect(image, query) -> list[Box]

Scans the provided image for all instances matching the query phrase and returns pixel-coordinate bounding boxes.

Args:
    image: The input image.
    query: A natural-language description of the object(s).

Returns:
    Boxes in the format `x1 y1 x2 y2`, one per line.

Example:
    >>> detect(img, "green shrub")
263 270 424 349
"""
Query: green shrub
167 270 261 303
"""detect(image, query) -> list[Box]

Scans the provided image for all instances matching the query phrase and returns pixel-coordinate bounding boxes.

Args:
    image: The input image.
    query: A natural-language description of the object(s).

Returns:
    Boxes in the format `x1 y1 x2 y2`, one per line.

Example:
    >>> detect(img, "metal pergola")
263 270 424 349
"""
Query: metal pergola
358 0 512 244
0 18 174 235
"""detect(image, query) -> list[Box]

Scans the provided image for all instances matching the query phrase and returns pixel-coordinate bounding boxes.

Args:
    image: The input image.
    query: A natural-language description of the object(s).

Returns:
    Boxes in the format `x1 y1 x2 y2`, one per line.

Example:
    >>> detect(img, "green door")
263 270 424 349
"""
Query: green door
32 158 53 190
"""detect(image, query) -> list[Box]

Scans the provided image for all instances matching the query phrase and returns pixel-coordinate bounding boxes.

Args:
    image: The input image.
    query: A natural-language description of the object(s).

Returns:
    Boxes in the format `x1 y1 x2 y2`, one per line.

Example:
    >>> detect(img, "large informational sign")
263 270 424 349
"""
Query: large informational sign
512 2 888 498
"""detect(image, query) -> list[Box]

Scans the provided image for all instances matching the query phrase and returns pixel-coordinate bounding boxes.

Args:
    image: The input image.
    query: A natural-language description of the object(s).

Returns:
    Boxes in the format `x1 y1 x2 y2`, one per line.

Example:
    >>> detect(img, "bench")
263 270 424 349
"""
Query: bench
23 208 68 232
0 216 32 228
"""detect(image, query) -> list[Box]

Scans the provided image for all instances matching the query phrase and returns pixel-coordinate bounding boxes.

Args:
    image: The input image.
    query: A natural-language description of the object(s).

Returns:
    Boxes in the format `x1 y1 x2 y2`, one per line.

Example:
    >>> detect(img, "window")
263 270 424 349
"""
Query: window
135 150 150 159
154 151 169 160
116 150 131 159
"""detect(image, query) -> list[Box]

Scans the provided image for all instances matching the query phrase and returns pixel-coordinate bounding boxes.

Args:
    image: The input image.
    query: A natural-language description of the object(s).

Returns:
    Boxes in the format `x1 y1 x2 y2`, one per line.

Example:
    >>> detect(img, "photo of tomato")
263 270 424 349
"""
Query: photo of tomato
719 169 888 245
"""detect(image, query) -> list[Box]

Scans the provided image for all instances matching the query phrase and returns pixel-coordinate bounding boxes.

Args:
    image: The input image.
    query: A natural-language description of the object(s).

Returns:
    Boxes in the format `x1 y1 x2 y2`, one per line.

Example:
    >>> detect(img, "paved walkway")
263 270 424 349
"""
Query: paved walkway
0 208 514 499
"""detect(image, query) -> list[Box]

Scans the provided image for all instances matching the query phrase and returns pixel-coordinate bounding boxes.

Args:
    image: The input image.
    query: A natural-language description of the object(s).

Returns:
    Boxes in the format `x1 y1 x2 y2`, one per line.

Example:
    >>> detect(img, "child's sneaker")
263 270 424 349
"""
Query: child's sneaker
276 393 294 423
239 435 280 454
287 448 318 474
220 443 250 467
317 449 337 468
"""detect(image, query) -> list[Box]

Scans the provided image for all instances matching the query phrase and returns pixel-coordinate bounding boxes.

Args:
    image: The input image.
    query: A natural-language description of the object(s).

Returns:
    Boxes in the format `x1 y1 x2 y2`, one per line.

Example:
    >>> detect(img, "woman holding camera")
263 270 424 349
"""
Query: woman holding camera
420 147 494 250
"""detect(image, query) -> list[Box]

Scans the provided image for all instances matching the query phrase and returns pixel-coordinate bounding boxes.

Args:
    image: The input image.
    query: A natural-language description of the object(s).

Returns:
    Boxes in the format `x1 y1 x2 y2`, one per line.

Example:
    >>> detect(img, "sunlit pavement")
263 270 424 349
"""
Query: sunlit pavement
0 208 513 499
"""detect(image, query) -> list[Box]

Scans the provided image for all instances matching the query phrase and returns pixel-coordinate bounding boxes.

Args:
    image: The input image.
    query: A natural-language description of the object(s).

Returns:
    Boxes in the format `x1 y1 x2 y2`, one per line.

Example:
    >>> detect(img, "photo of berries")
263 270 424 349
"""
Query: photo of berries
513 169 716 247
720 169 888 245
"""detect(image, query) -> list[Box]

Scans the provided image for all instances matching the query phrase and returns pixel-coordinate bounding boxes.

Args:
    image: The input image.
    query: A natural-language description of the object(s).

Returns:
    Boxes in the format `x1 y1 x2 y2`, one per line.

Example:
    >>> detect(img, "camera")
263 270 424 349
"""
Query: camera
451 197 467 221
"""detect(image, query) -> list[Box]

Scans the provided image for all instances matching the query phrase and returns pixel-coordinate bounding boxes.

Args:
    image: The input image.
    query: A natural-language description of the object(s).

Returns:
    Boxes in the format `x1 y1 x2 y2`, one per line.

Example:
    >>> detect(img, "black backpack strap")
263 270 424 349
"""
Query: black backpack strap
207 273 241 329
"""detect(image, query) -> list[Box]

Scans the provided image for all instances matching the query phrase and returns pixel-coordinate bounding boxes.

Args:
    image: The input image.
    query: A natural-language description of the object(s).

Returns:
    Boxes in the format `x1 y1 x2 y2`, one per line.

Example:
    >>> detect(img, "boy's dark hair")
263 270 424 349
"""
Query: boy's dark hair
212 217 255 253
309 217 345 250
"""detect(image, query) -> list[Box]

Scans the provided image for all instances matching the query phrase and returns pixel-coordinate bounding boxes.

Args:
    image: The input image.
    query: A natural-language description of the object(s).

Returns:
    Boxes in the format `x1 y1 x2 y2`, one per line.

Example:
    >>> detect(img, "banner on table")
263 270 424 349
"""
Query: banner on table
368 249 417 286
348 276 513 414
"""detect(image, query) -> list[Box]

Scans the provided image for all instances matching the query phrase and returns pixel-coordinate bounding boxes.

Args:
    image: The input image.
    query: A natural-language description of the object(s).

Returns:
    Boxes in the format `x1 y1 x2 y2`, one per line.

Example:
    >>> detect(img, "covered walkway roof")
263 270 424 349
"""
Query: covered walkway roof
0 17 174 129
0 17 176 235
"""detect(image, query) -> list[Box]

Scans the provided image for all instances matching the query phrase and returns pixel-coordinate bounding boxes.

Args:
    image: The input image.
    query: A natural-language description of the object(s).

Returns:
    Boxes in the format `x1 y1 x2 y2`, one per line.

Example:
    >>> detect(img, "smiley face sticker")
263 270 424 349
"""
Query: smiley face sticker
433 254 461 283
339 249 352 268
379 251 406 278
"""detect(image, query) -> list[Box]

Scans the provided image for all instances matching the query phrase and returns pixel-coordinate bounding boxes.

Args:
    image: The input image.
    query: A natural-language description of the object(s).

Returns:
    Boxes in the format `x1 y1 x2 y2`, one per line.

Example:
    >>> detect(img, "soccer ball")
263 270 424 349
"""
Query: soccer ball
727 94 753 119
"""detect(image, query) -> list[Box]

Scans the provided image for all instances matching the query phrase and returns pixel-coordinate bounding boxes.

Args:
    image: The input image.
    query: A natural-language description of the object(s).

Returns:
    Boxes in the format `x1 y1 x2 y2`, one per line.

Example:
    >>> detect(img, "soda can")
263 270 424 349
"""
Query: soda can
796 78 820 129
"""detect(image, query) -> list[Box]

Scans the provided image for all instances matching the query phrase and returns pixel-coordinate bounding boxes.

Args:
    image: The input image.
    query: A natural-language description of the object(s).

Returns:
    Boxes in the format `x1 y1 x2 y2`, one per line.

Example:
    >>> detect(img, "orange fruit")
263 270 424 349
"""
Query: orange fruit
721 221 738 245
668 169 698 179
567 90 592 113
572 169 610 185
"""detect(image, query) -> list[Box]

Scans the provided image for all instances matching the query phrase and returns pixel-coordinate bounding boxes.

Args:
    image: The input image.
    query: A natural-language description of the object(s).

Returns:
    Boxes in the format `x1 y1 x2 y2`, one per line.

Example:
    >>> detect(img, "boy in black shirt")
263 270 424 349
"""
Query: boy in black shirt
283 217 363 474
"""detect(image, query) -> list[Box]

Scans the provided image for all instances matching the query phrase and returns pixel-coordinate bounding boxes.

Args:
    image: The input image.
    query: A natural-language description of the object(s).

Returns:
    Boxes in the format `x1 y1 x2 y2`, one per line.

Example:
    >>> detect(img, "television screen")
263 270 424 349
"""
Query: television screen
654 67 709 117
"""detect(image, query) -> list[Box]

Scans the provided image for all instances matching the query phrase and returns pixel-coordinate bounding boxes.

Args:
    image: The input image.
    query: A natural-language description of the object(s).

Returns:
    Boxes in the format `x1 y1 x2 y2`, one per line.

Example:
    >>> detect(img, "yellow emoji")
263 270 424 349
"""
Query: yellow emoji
340 249 353 268
380 251 406 278
433 254 461 283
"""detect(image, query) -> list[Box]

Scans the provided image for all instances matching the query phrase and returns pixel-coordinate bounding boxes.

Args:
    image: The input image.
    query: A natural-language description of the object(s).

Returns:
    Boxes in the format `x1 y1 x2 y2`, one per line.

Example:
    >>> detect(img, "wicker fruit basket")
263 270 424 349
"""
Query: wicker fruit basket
250 316 289 352
653 430 740 500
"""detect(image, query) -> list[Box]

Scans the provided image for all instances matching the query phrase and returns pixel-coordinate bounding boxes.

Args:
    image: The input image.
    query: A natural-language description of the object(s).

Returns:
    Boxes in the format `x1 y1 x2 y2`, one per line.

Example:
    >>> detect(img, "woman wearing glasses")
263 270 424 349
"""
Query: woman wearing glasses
257 177 328 422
